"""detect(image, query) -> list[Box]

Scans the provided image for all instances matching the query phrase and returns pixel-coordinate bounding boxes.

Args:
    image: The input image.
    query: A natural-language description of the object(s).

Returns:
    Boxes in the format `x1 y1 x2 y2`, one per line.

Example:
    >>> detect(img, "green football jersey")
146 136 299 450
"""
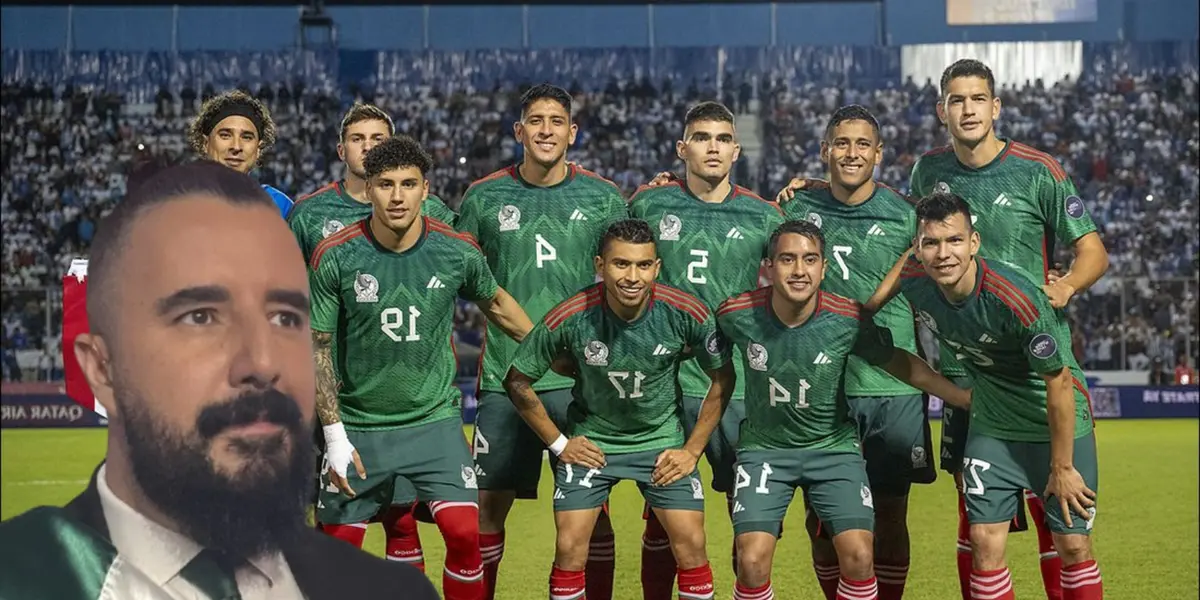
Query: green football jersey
909 139 1099 376
717 288 896 452
628 181 784 401
898 257 1093 442
309 217 499 430
510 283 732 454
782 182 920 398
289 180 457 264
457 164 629 393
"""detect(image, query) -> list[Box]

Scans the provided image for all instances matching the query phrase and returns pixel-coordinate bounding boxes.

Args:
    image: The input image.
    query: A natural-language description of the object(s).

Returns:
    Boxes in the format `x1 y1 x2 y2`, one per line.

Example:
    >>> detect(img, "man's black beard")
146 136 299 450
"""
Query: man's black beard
118 387 315 559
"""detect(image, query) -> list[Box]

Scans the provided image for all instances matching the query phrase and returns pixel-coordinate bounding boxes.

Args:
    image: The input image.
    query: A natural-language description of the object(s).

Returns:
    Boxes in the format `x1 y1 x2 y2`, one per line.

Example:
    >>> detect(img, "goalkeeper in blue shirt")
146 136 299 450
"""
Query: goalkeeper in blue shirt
187 89 294 218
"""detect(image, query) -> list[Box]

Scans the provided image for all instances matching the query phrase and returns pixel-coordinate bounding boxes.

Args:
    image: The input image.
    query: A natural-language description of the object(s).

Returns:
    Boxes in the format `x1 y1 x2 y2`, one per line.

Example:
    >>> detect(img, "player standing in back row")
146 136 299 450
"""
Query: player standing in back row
891 193 1103 600
628 100 783 597
456 84 629 600
309 136 534 600
909 59 1109 600
506 219 734 600
718 220 971 600
289 103 458 573
777 105 934 600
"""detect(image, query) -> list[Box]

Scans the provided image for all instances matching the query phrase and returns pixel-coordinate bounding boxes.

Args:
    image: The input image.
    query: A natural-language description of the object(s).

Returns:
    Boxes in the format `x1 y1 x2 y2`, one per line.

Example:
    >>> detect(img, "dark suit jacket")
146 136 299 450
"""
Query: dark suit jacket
4 465 441 600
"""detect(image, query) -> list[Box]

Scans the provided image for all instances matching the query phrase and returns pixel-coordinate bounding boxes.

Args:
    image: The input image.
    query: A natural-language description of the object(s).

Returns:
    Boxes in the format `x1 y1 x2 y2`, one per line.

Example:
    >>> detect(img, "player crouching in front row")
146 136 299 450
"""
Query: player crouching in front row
504 219 734 600
716 220 972 600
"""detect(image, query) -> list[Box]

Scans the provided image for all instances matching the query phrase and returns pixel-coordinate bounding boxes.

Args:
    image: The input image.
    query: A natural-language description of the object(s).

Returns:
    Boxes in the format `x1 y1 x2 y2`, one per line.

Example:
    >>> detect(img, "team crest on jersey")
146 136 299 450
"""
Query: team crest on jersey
805 212 823 229
1065 195 1087 219
748 342 769 371
354 272 379 303
1029 333 1058 359
916 310 939 334
911 445 928 469
861 483 874 508
659 214 682 241
461 465 478 489
690 477 704 500
584 340 610 366
935 181 951 194
498 205 522 231
322 219 346 238
705 332 725 355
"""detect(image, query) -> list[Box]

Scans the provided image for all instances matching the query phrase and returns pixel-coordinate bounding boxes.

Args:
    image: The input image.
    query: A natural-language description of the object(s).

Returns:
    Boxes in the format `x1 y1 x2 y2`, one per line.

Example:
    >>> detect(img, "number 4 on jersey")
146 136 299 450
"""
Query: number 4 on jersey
536 234 557 268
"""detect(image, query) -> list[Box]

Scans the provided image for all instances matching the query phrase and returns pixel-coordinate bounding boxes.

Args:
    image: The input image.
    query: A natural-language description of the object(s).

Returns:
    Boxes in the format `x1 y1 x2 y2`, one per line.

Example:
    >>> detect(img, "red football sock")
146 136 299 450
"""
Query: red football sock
677 563 715 600
640 512 676 600
875 563 909 600
431 502 484 600
550 565 587 600
1026 492 1064 600
956 493 973 600
970 568 1015 600
381 505 425 573
813 562 841 600
1060 560 1103 600
586 530 615 600
837 576 878 600
734 580 774 600
317 521 367 548
480 531 505 600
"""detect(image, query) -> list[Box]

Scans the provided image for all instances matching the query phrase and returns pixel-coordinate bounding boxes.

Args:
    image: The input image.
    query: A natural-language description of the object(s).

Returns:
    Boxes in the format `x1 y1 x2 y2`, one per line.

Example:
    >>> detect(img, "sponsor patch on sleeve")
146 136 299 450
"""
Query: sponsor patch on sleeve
1029 333 1058 359
1065 195 1087 219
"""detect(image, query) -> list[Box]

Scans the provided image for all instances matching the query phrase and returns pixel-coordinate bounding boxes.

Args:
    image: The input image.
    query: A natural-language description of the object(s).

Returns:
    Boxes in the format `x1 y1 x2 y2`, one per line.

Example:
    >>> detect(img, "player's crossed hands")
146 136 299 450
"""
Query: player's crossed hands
1045 465 1097 528
652 448 700 487
561 436 606 470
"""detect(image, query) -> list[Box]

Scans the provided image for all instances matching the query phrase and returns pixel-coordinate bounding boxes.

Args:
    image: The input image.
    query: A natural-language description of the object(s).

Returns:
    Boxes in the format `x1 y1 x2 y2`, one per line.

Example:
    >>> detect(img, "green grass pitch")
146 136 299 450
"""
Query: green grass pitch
3 420 1196 599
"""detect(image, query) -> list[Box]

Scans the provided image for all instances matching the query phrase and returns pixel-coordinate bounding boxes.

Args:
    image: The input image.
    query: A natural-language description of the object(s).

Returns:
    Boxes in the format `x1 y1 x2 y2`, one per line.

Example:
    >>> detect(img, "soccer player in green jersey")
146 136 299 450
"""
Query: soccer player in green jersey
289 103 455 570
290 103 458 264
909 60 1109 600
308 136 534 600
628 100 783 595
776 106 931 600
891 193 1103 600
456 84 628 599
505 219 734 600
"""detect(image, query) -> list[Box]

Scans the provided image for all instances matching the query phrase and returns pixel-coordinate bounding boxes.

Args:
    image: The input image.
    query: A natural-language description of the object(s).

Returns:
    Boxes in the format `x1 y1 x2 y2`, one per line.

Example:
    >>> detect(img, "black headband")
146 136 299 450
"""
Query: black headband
201 103 265 138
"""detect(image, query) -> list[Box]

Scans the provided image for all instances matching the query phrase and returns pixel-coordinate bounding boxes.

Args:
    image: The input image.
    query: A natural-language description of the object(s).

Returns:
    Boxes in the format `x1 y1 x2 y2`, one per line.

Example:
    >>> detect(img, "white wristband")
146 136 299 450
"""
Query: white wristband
322 422 348 445
548 434 568 456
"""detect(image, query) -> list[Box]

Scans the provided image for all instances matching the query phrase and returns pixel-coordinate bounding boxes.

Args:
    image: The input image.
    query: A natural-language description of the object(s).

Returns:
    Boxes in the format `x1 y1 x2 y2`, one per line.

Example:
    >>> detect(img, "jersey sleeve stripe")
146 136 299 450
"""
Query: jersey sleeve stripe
982 266 1040 319
652 284 710 323
573 164 623 194
980 275 1038 327
733 186 784 215
921 145 953 158
1009 143 1068 182
819 292 862 320
901 257 926 279
630 180 682 203
716 287 771 316
309 221 365 270
427 218 482 252
466 166 515 192
546 293 603 331
297 181 337 203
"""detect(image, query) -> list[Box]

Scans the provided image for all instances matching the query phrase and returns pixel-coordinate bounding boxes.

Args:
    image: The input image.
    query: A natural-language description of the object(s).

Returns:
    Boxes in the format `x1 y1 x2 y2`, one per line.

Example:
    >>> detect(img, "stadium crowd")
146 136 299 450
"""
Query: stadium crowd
2 61 1197 381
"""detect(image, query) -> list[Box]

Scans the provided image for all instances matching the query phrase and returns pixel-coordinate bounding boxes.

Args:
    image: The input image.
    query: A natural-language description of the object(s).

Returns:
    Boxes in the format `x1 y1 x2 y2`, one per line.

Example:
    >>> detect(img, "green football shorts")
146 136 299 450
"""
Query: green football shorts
848 393 937 496
472 389 574 499
732 447 875 538
552 449 706 512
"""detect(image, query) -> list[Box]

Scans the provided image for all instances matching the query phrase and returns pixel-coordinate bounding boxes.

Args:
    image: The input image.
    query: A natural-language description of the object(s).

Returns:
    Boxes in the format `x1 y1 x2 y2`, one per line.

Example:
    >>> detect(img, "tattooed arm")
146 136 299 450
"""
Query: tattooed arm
313 331 342 426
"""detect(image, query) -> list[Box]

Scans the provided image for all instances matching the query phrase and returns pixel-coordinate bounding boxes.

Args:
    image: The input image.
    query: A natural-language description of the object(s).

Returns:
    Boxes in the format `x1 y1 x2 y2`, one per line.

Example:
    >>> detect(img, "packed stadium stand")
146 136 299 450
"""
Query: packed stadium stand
2 45 1197 382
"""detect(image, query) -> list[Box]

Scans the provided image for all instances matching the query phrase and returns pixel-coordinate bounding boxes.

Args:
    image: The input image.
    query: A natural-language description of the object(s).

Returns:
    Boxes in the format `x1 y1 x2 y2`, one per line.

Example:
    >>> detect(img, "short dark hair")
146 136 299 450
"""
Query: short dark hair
362 135 433 180
824 104 881 142
598 219 656 257
520 83 572 118
684 101 735 131
187 90 276 156
768 220 826 259
915 192 974 232
340 103 394 142
940 59 996 99
88 161 277 341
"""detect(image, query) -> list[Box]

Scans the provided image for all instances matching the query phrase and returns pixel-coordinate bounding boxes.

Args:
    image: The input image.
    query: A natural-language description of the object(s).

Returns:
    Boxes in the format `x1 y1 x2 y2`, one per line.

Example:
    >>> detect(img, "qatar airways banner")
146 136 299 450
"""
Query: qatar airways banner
947 0 1098 25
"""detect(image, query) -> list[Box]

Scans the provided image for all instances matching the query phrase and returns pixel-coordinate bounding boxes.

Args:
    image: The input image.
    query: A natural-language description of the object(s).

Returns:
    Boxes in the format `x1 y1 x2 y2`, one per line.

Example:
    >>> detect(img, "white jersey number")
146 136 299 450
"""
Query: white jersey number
380 306 422 342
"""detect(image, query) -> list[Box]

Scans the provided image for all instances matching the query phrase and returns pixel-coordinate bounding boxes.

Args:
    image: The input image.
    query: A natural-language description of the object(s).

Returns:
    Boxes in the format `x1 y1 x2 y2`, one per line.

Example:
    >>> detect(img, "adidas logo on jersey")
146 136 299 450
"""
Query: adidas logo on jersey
570 209 588 221
732 501 746 514
993 193 1013 206
867 224 886 236
979 334 998 344
813 352 832 365
427 276 446 289
726 227 745 240
553 488 566 500
653 344 673 356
